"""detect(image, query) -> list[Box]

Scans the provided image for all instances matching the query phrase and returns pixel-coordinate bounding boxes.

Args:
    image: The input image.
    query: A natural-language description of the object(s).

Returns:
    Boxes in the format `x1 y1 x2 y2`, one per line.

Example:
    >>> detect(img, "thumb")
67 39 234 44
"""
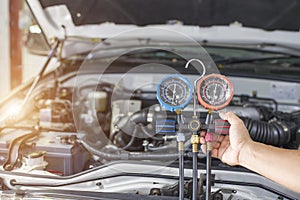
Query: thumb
219 112 243 125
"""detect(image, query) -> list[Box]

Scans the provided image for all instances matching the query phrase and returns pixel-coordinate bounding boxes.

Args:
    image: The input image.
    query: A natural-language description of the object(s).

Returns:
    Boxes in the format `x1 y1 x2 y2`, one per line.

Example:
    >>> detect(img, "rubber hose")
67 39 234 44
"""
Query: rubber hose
117 109 148 134
81 139 179 160
242 118 290 146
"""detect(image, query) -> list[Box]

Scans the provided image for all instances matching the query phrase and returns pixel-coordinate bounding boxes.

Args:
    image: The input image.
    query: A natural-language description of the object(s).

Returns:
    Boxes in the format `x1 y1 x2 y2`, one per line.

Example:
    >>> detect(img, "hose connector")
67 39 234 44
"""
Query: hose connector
177 132 185 151
191 135 199 152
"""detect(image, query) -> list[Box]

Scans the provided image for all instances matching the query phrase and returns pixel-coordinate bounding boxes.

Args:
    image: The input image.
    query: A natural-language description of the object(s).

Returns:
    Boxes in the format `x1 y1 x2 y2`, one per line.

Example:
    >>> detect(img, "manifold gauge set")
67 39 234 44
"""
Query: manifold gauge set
156 59 234 200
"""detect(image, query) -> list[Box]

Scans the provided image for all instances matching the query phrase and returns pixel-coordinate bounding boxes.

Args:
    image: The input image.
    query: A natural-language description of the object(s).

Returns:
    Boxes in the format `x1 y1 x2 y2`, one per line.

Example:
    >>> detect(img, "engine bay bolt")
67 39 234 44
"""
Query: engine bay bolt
150 188 161 196
143 140 150 151
96 182 104 189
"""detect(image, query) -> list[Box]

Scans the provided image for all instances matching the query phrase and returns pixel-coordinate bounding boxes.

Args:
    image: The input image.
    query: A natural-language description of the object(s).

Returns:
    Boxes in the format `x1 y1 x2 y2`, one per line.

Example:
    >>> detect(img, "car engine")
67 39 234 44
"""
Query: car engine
0 63 299 200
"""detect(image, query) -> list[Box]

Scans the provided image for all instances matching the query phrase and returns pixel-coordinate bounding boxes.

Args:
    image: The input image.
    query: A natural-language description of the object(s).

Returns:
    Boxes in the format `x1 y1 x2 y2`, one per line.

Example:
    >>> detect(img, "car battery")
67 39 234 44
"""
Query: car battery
0 130 89 176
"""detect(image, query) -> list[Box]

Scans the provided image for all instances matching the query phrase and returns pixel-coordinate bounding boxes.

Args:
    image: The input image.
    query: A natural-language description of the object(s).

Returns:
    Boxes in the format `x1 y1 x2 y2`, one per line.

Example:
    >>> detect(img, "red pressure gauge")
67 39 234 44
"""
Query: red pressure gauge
197 74 234 110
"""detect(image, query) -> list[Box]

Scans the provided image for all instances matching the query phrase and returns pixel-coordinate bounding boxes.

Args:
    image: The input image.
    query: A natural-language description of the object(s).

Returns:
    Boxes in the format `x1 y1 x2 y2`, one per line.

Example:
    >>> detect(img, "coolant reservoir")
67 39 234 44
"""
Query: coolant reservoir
88 91 107 112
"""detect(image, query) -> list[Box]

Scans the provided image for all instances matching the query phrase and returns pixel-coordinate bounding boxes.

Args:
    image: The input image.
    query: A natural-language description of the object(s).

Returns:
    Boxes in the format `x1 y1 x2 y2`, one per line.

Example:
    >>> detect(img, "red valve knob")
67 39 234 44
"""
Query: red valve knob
205 132 214 142
214 119 230 135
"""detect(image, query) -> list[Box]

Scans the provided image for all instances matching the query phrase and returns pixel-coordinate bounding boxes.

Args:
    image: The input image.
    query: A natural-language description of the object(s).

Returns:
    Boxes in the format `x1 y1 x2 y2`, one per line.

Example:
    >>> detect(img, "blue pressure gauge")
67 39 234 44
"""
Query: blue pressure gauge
157 75 193 112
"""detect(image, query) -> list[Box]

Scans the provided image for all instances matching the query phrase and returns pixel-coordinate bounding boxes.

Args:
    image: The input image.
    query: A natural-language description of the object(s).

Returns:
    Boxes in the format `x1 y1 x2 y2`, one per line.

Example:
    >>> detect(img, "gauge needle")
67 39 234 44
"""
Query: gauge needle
212 84 217 103
172 84 177 102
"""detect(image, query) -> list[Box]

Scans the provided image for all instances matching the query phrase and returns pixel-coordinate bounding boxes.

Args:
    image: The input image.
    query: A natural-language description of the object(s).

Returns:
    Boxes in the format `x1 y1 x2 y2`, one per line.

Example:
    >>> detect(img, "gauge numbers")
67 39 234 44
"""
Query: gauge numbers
157 75 193 112
197 74 233 110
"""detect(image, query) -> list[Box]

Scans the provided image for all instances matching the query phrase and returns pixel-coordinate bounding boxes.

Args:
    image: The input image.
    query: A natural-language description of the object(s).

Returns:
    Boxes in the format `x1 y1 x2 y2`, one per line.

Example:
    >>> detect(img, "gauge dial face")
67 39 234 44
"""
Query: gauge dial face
197 74 234 110
157 75 193 112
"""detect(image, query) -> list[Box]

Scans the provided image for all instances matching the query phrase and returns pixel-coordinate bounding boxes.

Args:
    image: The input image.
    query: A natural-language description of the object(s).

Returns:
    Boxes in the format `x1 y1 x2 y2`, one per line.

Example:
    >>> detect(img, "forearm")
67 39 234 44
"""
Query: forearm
239 141 300 193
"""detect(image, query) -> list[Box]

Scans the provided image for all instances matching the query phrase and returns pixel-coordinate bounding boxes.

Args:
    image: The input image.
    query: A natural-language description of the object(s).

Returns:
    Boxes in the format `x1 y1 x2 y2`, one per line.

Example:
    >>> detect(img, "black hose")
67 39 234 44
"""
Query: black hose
192 151 198 200
242 118 291 146
147 144 171 151
3 129 39 171
116 109 165 142
117 110 148 135
179 148 184 200
122 128 137 150
206 150 212 200
140 125 164 141
81 139 179 160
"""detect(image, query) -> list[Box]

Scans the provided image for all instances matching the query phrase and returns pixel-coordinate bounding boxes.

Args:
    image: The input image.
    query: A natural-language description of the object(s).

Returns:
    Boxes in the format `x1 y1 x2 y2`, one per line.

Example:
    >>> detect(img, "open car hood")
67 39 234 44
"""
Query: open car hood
0 1 299 199
26 0 300 58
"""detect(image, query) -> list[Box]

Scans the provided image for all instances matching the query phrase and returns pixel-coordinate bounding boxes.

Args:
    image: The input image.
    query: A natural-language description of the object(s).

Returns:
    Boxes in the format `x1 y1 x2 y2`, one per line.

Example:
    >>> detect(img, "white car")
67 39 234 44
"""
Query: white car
0 0 299 199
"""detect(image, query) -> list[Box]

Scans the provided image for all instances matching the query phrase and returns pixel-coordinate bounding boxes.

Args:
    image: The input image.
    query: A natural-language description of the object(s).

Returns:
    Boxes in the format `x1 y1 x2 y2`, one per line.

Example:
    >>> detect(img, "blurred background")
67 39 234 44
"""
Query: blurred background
0 0 56 99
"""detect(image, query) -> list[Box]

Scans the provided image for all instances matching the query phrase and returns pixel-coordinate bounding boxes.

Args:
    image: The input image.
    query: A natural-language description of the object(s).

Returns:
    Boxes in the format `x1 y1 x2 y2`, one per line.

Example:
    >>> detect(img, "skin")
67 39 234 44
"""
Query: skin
200 112 300 193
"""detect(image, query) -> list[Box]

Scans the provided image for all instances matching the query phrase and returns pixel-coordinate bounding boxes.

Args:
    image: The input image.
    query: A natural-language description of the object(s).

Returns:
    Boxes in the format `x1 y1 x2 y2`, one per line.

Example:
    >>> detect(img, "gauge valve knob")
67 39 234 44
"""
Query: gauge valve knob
214 119 230 135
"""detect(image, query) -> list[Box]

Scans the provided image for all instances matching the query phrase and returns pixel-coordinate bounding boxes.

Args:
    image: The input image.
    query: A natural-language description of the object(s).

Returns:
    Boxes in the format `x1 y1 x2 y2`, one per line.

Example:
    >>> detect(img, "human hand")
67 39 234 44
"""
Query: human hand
200 112 253 166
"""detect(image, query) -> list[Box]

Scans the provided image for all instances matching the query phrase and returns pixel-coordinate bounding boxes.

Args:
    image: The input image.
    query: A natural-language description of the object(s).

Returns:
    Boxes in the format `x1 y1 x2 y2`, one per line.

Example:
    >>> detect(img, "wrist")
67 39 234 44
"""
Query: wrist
238 140 255 166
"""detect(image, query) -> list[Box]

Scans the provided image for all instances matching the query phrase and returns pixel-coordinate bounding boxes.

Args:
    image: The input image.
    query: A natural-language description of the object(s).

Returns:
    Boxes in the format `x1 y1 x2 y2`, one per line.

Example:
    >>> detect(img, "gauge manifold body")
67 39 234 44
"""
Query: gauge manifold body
157 75 193 112
197 73 234 110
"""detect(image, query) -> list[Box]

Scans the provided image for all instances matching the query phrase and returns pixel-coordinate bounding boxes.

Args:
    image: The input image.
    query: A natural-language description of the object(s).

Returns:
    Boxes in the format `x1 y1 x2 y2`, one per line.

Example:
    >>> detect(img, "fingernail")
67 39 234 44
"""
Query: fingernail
219 112 226 119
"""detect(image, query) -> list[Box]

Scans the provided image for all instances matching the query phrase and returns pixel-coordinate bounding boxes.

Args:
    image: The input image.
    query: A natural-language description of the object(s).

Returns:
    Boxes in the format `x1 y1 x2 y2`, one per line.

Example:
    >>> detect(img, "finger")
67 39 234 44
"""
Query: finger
202 144 219 158
199 137 206 144
219 112 243 125
213 134 224 143
217 141 230 159
217 135 224 142
210 134 223 148
219 136 230 148
200 144 207 154
200 131 206 137
218 137 230 158
211 148 220 159
213 141 221 149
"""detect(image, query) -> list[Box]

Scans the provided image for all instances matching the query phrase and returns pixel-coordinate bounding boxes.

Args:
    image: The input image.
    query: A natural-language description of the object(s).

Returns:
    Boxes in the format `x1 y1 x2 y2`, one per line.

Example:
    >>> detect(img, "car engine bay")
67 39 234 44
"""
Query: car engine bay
0 55 299 199
0 0 299 199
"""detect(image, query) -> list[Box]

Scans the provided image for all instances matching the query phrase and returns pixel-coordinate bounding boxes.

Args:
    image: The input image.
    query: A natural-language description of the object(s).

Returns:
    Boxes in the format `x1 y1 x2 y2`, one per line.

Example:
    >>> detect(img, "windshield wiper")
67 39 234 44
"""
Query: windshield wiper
216 55 295 65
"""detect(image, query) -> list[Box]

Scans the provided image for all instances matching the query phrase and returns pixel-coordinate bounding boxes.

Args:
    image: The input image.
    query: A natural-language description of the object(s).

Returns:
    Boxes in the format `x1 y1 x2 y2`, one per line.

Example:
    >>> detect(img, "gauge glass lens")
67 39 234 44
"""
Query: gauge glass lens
157 75 193 111
197 74 233 110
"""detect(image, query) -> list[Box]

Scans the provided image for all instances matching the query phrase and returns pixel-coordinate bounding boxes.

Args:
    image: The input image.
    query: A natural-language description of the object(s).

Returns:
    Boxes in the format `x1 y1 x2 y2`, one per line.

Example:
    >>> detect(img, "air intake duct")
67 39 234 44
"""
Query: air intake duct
242 118 291 146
